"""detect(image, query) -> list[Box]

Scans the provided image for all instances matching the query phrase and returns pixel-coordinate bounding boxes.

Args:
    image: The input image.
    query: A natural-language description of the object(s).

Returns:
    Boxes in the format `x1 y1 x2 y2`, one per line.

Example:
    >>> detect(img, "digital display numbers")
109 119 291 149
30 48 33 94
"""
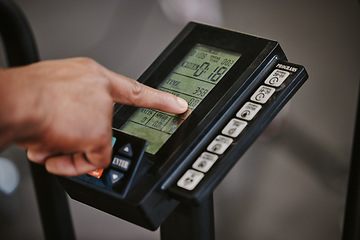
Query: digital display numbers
120 44 241 154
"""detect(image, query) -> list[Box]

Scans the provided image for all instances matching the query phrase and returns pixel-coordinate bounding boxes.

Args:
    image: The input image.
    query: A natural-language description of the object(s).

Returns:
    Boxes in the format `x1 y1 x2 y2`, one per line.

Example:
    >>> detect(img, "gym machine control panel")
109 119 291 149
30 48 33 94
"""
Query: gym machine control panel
59 22 308 230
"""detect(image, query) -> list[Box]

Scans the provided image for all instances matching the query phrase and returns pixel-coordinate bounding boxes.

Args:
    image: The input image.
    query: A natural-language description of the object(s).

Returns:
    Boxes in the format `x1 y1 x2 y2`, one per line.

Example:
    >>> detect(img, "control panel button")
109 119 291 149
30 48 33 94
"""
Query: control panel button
87 169 104 179
112 137 117 147
236 102 262 120
177 169 205 191
118 143 133 157
207 135 233 155
250 85 276 104
222 118 247 138
108 169 124 185
264 69 290 87
192 152 219 173
111 156 131 172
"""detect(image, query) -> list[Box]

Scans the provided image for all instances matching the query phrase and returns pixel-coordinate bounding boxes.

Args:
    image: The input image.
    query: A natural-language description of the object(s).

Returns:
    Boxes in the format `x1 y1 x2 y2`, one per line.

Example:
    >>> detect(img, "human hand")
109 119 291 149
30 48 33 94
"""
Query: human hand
3 57 188 176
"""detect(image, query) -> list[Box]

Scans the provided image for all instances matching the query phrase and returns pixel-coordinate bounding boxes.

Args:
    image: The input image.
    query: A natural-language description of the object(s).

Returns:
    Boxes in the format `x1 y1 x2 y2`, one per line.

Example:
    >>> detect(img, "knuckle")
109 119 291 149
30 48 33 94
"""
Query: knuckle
74 57 101 75
75 57 97 66
129 80 145 105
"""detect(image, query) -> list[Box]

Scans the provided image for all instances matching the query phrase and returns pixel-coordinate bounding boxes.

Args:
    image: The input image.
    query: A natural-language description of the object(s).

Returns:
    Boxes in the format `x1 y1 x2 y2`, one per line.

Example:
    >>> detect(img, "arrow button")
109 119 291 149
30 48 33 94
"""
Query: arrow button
118 143 133 157
108 169 124 185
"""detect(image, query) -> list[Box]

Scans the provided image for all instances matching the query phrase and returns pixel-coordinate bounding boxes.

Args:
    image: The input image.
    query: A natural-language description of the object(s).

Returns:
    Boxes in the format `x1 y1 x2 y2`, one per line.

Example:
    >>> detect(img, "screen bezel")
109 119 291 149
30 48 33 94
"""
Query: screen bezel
112 23 272 168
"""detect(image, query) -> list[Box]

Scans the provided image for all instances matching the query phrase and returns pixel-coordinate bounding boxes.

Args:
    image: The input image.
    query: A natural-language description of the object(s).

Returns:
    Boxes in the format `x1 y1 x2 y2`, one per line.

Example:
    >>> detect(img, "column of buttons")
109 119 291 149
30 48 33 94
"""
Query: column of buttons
176 135 232 190
177 67 291 191
108 143 134 191
108 131 148 196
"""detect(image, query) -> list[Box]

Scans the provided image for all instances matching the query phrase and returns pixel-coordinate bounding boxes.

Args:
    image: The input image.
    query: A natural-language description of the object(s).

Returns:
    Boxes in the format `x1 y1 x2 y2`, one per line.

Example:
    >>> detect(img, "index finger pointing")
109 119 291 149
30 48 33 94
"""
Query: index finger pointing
108 72 188 114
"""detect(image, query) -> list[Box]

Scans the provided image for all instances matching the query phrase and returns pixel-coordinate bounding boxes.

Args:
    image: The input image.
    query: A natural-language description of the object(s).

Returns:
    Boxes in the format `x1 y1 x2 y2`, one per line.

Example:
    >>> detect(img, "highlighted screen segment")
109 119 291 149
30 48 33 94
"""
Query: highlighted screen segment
120 44 241 154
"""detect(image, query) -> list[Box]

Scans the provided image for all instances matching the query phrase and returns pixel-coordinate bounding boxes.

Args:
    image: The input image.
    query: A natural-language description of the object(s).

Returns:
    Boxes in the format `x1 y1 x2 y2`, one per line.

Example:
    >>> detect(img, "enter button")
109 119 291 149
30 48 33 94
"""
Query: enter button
111 156 131 172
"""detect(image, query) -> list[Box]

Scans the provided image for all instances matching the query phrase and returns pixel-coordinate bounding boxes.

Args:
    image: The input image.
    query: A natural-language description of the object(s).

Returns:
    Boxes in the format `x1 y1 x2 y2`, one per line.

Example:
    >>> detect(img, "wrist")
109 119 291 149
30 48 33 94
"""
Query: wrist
0 66 46 146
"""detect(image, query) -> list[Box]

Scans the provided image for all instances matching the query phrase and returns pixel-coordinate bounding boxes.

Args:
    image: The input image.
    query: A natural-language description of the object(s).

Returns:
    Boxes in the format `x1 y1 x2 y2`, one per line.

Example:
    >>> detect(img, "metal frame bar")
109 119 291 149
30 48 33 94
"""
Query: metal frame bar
0 1 76 239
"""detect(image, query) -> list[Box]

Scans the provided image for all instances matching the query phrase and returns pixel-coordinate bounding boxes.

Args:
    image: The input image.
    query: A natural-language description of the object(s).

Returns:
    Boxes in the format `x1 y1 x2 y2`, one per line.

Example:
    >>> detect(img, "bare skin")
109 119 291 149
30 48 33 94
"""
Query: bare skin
0 57 188 176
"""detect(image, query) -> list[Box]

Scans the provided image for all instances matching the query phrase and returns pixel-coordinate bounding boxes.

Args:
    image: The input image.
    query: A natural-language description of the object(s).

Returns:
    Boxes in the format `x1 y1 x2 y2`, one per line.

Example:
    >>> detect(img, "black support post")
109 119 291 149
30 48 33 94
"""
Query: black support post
342 82 360 240
160 194 215 240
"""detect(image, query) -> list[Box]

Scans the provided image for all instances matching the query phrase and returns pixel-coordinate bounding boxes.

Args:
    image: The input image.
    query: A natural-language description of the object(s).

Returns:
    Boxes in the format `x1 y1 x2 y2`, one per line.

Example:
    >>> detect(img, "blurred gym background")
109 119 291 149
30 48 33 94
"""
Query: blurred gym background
0 0 359 239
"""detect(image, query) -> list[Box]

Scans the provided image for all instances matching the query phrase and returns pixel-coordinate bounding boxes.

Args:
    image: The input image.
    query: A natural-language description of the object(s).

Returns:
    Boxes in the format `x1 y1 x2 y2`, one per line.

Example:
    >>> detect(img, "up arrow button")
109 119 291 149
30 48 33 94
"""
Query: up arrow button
119 143 133 157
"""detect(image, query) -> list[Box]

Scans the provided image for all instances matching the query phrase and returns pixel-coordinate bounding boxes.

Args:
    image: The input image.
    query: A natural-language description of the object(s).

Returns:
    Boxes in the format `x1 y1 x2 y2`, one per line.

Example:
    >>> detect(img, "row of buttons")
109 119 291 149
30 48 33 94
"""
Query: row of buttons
177 68 291 190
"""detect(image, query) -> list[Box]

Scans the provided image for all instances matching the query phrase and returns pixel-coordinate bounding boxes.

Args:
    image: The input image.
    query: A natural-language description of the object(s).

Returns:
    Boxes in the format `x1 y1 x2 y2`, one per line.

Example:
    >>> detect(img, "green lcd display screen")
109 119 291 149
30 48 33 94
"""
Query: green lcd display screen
120 44 241 154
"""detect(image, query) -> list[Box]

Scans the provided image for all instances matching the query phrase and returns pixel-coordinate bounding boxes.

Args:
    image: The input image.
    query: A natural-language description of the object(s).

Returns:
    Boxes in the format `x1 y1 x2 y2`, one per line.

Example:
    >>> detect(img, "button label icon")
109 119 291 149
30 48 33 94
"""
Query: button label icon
222 119 247 138
193 152 218 173
264 69 290 87
177 169 204 191
250 86 276 104
207 135 233 155
237 102 262 120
